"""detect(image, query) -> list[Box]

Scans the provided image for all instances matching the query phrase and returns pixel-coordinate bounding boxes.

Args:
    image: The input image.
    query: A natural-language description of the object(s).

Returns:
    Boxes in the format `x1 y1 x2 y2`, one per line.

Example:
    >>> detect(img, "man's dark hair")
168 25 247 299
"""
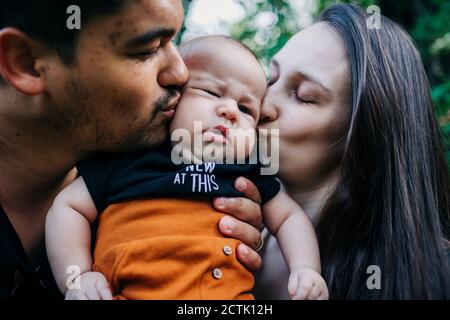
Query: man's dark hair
0 0 126 64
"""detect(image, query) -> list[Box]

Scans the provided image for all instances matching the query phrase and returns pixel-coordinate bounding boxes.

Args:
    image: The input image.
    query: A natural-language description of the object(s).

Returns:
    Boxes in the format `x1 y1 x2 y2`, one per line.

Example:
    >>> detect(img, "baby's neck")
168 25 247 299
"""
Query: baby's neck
176 146 249 165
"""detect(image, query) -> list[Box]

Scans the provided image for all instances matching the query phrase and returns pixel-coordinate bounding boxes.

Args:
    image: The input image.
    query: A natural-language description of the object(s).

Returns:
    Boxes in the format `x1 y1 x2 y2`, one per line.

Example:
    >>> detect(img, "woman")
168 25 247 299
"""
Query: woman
255 3 450 299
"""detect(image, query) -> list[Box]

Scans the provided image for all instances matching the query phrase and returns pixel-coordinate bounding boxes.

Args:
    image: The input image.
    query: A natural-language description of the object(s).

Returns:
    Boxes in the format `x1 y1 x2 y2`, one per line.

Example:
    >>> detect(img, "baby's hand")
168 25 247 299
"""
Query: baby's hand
288 266 329 300
65 271 113 300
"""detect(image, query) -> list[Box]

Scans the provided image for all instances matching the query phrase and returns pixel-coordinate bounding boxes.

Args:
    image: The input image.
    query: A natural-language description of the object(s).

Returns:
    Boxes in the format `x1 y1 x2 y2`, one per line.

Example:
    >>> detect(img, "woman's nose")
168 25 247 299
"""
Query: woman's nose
260 90 279 123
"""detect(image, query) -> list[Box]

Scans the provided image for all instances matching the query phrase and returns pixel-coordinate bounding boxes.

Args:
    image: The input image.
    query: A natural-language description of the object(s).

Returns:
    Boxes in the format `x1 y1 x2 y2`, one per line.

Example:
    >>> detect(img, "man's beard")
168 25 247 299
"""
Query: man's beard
110 88 181 152
56 77 181 153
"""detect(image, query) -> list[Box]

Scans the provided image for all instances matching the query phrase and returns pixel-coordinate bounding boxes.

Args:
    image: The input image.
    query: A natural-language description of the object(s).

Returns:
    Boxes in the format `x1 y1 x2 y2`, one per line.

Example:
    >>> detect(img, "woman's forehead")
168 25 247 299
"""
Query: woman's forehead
273 23 349 91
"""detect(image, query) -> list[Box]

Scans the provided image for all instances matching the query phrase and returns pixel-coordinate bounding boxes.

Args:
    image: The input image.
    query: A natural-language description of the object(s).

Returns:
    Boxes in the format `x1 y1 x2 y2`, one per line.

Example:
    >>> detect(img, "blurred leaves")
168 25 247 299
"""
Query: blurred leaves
229 0 300 69
316 0 376 13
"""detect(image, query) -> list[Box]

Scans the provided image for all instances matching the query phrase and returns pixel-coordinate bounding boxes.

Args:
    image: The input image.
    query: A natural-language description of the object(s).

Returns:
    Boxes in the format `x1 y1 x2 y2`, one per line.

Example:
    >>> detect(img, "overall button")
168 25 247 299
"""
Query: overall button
223 245 232 256
212 268 223 280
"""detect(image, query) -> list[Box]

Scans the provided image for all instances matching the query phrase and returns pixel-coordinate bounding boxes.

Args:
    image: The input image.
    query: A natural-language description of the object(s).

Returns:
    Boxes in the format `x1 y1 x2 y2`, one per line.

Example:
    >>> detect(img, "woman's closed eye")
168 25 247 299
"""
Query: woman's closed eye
296 95 316 105
293 89 317 105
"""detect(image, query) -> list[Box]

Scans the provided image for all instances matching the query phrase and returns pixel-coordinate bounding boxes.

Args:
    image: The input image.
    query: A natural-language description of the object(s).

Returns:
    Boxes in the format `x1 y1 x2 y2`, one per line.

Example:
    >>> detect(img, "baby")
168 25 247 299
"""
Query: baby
45 36 328 300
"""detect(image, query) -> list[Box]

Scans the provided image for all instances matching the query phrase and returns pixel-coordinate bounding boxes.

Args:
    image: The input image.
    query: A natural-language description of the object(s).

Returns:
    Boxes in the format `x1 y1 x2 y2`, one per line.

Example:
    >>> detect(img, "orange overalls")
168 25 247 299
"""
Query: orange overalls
92 198 254 300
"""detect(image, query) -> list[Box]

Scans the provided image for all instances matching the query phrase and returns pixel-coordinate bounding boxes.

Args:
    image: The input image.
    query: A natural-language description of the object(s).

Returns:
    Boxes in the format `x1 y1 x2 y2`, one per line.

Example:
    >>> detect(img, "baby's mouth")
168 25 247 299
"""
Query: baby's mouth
203 126 229 144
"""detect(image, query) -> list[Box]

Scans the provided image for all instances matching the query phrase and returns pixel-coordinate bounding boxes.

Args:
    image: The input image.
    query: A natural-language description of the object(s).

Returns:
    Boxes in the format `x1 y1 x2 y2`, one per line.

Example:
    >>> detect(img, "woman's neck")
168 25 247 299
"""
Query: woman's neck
284 170 340 227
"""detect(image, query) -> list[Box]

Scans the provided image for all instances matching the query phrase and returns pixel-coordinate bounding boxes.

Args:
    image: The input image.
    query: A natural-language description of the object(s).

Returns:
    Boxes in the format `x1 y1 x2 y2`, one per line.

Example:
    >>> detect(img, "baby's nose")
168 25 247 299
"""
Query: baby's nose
217 100 239 122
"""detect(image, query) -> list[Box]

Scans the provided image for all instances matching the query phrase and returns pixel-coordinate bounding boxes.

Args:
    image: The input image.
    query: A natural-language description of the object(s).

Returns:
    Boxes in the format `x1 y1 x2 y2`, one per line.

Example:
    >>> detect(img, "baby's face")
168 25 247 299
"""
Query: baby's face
169 41 267 162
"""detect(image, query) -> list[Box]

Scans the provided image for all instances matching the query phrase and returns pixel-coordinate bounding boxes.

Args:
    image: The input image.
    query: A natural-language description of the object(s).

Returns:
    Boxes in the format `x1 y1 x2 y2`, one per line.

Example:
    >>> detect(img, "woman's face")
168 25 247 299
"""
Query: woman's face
259 23 351 190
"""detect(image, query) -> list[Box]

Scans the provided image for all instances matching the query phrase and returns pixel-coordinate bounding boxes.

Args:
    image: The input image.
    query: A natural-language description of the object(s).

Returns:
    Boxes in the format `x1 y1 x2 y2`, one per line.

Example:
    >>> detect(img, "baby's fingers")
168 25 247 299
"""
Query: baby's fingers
317 286 329 300
305 283 321 300
65 289 88 300
288 272 299 297
85 285 102 300
293 277 314 300
96 278 113 300
306 277 329 300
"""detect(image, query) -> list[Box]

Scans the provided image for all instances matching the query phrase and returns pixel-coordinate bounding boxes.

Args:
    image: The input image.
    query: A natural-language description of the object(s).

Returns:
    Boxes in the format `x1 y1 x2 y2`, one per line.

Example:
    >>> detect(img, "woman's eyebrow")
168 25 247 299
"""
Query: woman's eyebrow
298 71 331 95
273 58 331 95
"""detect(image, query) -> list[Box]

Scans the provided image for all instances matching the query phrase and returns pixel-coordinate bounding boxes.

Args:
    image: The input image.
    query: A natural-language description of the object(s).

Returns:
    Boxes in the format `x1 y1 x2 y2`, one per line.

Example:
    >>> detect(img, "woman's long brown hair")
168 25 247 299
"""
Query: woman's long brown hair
316 4 450 299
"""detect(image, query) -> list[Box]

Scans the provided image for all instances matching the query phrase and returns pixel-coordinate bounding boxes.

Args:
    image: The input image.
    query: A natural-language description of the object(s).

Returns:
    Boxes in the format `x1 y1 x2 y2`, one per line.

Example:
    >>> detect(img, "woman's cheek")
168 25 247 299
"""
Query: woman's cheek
279 113 311 143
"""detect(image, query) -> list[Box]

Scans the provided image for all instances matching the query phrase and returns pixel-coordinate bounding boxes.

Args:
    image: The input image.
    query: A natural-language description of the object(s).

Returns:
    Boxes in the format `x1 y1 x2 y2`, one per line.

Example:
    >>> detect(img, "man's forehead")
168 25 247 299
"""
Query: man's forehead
125 0 184 23
89 0 184 42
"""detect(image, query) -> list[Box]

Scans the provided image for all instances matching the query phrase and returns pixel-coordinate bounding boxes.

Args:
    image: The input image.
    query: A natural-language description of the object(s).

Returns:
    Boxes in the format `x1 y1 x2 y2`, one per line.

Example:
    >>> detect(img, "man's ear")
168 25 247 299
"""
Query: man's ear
0 28 47 95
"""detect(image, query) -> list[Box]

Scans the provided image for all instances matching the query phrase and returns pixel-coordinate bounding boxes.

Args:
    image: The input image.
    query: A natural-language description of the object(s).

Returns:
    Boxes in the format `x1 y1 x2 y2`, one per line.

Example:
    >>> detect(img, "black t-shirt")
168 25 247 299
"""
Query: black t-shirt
0 146 279 300
0 205 63 300
77 145 281 213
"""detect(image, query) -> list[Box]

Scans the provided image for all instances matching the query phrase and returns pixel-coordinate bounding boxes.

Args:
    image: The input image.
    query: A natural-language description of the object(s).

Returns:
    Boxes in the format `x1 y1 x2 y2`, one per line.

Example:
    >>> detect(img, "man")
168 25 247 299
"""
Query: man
0 0 263 299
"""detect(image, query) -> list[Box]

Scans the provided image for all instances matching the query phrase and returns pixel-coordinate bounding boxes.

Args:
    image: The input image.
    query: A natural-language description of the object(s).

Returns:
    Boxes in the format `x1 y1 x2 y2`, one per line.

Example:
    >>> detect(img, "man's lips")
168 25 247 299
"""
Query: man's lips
161 94 181 118
163 93 181 112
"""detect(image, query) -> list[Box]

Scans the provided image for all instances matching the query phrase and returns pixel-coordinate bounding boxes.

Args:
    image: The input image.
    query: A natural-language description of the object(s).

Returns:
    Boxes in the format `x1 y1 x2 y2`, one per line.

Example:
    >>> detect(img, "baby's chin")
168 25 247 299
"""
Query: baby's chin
199 141 249 164
168 131 253 164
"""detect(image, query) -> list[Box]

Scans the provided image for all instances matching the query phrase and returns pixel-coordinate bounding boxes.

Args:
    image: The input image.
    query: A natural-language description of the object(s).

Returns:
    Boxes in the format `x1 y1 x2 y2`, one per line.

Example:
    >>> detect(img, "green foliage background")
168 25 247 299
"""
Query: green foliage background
180 0 450 163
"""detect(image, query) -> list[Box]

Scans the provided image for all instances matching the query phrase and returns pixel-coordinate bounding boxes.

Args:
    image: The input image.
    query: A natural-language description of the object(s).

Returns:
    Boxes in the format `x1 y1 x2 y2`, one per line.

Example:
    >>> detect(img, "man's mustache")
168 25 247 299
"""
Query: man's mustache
151 87 182 120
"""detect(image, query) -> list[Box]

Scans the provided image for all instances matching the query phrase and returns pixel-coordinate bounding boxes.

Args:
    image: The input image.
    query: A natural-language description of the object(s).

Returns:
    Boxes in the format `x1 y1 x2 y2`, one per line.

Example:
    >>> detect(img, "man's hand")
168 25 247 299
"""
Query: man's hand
213 177 263 272
65 271 113 300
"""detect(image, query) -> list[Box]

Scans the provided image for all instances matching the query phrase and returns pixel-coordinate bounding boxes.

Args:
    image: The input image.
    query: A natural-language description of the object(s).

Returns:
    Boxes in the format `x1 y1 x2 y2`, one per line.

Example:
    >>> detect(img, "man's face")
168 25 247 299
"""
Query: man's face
44 0 188 152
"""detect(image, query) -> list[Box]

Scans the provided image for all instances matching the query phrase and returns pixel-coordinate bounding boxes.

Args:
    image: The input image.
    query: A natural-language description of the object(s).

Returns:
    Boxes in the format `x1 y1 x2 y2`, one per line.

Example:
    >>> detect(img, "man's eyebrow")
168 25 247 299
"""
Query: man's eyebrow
125 28 176 48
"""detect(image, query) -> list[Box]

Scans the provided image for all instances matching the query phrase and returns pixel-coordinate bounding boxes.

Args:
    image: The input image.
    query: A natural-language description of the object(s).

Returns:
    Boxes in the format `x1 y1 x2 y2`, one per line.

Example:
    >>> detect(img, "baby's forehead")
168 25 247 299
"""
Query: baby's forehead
180 38 267 96
181 38 253 65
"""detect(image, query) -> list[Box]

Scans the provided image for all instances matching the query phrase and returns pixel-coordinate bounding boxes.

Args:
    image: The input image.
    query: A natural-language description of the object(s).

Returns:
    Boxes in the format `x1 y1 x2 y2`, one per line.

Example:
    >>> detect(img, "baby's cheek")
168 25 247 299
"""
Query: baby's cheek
169 98 192 131
230 131 256 161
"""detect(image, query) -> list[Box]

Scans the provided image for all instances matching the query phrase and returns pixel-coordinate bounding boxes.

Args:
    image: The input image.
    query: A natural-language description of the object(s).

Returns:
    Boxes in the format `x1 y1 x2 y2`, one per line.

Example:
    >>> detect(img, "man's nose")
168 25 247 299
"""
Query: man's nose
217 100 239 123
158 42 189 88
